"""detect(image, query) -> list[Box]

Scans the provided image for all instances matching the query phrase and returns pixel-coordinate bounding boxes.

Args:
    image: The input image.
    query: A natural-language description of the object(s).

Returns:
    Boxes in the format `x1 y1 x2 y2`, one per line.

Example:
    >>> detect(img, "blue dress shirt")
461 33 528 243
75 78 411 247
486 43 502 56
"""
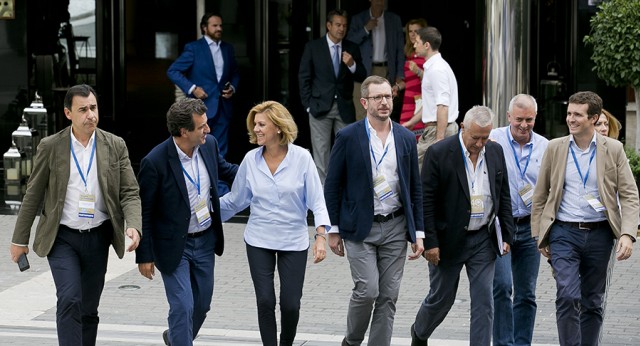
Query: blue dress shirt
220 143 331 251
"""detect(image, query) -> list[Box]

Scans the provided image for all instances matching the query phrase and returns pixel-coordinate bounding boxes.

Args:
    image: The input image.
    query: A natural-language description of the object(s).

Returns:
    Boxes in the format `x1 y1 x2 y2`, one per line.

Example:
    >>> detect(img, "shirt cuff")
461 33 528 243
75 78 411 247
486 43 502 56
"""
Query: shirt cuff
328 225 340 233
348 62 357 74
188 84 196 95
11 242 28 247
415 231 425 239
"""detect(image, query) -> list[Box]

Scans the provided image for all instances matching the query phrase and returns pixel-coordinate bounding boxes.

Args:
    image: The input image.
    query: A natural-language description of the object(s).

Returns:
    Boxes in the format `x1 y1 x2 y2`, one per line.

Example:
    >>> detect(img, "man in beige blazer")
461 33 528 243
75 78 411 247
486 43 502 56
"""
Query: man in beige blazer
9 84 141 346
531 91 638 345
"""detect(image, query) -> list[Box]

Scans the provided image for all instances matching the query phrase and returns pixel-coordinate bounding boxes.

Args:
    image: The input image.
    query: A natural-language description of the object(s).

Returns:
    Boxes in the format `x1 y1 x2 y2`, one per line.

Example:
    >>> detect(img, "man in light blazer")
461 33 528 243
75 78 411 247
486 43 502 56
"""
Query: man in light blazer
167 12 240 162
324 76 424 346
531 91 638 345
298 9 367 183
347 0 405 120
136 98 237 345
411 106 513 346
10 84 142 346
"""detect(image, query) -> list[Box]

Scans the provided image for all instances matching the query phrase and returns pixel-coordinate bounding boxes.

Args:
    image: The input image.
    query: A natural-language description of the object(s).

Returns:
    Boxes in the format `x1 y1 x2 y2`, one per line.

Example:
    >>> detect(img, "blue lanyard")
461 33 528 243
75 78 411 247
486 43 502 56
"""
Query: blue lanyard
70 136 96 190
506 129 532 181
365 122 390 171
459 139 484 191
569 143 596 190
181 153 201 195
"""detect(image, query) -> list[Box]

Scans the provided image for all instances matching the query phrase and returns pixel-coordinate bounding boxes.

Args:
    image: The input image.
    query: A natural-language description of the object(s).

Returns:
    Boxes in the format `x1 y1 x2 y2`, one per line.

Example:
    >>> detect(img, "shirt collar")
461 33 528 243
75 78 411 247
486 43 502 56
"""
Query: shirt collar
70 128 96 148
568 132 597 151
326 34 341 47
172 137 200 160
204 35 220 47
366 118 394 137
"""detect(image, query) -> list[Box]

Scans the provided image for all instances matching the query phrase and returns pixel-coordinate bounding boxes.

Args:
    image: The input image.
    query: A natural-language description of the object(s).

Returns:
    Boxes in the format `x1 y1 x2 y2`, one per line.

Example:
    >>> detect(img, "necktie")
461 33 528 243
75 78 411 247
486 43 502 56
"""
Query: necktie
333 44 340 77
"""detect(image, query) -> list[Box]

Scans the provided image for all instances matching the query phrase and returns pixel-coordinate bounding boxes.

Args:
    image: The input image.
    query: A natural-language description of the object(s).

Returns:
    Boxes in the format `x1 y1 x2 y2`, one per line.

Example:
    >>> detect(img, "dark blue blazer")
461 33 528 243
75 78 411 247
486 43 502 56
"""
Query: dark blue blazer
347 10 405 82
167 37 240 121
298 36 367 123
324 119 423 242
421 135 514 264
135 135 238 274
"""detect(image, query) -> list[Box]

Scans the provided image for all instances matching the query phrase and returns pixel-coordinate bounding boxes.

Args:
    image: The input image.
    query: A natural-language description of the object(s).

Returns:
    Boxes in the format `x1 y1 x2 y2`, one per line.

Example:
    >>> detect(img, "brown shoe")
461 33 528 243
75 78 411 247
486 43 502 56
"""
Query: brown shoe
411 323 428 346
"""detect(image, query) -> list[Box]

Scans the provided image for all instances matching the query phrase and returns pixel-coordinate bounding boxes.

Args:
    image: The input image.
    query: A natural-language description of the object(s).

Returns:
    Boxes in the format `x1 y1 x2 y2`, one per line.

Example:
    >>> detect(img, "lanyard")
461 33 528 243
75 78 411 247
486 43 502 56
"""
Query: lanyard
70 136 96 190
569 143 596 190
459 139 484 191
506 129 532 181
181 153 201 196
365 123 390 171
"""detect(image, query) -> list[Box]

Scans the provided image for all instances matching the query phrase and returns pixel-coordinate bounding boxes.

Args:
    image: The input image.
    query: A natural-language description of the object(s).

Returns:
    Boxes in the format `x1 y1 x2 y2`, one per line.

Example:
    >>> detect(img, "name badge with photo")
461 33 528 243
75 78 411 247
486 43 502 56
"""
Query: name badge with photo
470 195 485 219
373 175 394 201
584 193 606 212
78 193 96 219
195 198 212 227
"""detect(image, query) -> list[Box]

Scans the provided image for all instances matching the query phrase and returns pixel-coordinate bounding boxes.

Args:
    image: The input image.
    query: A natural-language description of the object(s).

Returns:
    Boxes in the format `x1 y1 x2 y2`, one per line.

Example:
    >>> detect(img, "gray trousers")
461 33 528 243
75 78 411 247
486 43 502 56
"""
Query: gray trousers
414 228 496 346
344 215 408 346
308 102 346 184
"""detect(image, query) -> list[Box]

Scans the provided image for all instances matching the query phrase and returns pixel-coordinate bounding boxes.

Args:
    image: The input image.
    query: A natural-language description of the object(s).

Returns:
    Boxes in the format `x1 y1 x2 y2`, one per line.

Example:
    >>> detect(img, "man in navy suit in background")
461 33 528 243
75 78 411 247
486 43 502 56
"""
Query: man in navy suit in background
324 76 424 346
167 13 240 162
298 9 366 184
136 98 237 346
347 0 405 120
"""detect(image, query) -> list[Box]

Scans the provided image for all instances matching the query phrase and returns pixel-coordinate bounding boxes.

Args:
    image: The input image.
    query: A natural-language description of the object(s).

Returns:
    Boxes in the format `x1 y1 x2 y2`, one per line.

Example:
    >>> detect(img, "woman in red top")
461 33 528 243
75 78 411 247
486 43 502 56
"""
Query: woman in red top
399 18 427 141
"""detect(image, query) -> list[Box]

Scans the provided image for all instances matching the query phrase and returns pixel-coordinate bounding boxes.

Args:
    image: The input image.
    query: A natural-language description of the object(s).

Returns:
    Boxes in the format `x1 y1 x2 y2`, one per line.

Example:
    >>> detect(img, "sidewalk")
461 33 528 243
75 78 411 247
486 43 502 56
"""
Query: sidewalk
1 215 639 345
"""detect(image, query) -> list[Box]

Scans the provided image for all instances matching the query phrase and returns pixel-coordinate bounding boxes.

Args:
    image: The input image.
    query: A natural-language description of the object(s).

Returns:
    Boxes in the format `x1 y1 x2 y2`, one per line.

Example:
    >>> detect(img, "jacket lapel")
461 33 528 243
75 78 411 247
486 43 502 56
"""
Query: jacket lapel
200 38 218 82
94 129 109 197
358 121 374 188
453 138 471 203
595 133 607 193
199 141 218 198
167 138 191 207
57 128 72 199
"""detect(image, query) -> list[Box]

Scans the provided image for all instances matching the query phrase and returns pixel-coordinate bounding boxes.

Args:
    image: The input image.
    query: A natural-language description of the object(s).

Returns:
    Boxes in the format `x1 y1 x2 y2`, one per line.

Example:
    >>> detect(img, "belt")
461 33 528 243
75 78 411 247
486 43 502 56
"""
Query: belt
555 220 609 230
373 208 404 223
60 220 110 234
372 61 388 67
424 121 455 127
513 215 531 224
187 229 209 238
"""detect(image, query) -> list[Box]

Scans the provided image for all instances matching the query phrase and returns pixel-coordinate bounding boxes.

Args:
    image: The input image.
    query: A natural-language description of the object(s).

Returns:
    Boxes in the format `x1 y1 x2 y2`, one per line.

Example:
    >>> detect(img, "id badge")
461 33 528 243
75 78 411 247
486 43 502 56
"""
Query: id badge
470 195 485 219
373 175 393 201
518 183 534 208
194 198 212 227
78 193 96 219
584 194 606 212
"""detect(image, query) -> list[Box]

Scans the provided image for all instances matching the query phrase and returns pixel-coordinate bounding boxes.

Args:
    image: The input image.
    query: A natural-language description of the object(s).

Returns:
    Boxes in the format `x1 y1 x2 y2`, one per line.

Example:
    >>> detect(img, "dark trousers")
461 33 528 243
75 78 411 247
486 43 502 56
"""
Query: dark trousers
414 228 496 346
47 221 112 346
549 222 614 346
246 243 308 346
161 228 216 346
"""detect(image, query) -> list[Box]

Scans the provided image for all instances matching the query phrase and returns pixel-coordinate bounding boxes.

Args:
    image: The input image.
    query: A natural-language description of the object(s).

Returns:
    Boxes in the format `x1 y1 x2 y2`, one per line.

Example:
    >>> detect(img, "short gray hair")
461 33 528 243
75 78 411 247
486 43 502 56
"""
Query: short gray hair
462 106 494 129
508 94 537 113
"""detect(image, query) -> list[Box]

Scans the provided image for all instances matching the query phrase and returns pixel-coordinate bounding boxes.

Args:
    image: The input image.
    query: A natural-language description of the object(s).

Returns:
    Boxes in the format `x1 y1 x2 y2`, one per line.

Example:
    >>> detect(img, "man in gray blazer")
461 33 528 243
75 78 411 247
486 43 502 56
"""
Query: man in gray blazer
9 84 142 346
347 0 405 120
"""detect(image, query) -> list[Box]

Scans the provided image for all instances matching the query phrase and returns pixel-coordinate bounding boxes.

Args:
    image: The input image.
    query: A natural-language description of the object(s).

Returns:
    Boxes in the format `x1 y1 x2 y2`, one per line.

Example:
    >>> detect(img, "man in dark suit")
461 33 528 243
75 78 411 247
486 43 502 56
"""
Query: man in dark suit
10 84 142 346
135 98 237 346
347 0 405 120
411 106 513 346
167 13 240 161
298 9 366 183
324 76 424 346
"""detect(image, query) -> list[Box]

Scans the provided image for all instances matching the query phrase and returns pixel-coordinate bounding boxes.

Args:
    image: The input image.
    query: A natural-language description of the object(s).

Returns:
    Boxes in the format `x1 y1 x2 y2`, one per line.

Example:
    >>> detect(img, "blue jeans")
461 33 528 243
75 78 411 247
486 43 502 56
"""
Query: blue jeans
161 229 216 346
493 221 540 346
549 222 614 346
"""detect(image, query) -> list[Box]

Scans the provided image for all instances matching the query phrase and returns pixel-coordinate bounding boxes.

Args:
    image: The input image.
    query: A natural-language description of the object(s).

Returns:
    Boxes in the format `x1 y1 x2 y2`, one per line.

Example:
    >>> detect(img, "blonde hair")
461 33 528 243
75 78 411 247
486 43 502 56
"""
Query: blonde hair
601 108 621 140
246 101 298 145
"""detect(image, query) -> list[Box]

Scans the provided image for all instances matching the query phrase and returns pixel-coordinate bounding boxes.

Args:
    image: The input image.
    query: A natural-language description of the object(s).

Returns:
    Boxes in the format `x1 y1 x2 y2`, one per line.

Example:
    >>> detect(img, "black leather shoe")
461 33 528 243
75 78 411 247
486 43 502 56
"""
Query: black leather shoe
411 323 428 346
162 329 170 345
341 337 350 346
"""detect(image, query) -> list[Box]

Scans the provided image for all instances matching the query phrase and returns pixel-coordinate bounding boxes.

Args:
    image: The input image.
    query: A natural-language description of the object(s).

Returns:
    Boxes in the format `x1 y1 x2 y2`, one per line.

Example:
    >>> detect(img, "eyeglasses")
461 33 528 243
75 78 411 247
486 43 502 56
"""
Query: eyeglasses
365 94 393 103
